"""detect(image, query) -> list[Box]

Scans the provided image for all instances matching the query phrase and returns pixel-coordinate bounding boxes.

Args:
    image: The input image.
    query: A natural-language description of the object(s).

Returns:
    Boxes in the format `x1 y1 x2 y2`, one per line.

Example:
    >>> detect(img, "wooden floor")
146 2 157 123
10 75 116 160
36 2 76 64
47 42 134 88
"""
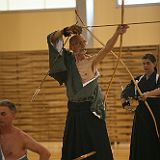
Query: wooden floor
28 142 130 160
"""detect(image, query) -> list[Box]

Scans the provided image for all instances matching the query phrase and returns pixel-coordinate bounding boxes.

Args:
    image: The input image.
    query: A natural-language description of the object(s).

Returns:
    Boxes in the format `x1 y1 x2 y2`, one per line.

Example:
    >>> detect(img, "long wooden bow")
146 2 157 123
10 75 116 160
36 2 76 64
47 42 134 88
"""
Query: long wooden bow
73 151 96 160
31 37 69 101
83 20 160 28
75 6 159 140
104 0 124 100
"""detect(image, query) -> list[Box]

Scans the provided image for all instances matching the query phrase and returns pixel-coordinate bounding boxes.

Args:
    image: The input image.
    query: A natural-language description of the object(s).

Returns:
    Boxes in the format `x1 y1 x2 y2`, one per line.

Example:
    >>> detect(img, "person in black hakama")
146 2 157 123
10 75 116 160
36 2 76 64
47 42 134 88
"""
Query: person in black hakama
47 24 128 160
121 53 160 160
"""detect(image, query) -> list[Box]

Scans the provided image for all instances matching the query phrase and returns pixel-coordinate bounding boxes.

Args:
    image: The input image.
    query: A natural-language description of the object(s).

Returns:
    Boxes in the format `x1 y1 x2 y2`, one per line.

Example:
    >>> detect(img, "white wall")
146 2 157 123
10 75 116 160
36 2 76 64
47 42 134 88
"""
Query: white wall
0 1 160 51
0 9 75 51
93 0 160 47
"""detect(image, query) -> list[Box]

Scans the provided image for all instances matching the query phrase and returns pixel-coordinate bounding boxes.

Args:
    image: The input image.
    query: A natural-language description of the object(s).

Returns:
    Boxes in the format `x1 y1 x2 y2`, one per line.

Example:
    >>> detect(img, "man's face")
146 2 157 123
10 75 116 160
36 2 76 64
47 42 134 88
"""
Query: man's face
70 36 87 54
0 106 15 127
142 59 155 75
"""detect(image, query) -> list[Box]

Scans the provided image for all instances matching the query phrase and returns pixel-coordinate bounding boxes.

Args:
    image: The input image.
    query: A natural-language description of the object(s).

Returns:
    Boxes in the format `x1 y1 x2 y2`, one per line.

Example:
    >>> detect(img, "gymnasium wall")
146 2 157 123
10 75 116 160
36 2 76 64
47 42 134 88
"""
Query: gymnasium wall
0 46 159 142
0 1 160 51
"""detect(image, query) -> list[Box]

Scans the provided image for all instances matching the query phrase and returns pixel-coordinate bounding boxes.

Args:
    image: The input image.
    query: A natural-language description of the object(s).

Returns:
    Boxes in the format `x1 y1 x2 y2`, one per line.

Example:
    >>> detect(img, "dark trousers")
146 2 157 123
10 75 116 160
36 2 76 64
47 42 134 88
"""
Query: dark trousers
61 101 113 160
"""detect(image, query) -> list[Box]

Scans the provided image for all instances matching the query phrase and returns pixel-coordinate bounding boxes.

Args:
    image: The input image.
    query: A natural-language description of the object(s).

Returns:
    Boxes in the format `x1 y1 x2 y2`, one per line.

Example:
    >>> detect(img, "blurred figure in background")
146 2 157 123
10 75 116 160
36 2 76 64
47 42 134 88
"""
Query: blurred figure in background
121 53 160 160
0 99 51 160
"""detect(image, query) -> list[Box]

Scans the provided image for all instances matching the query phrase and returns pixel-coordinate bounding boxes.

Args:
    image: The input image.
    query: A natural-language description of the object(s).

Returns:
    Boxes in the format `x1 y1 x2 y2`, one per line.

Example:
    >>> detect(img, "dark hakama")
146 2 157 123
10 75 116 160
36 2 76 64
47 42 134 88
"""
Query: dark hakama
61 101 113 160
122 72 160 160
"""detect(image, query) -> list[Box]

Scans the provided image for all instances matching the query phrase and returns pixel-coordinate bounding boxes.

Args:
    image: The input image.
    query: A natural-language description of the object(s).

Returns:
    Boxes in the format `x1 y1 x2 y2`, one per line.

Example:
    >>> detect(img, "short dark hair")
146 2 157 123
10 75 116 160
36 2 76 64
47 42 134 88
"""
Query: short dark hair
0 99 17 113
142 53 157 72
142 53 156 63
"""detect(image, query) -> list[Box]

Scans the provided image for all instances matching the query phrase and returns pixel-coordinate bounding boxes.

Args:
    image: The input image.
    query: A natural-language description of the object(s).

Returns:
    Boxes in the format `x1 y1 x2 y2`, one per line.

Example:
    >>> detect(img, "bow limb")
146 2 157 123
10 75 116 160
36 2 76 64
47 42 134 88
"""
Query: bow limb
75 10 104 46
82 20 160 28
31 37 69 102
104 0 124 100
73 151 96 160
75 9 159 139
111 51 159 139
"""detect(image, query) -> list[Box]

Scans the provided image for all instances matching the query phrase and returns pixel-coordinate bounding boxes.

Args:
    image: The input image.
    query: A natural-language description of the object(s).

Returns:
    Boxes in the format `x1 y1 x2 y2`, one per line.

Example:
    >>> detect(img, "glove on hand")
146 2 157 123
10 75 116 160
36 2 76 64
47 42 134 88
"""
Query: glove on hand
63 25 82 37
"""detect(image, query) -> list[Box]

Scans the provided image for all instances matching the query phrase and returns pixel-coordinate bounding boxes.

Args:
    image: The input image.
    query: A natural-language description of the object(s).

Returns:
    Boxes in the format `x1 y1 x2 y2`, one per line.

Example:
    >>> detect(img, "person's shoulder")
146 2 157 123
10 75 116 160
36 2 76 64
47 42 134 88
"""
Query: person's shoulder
10 127 27 145
13 126 22 133
135 75 144 80
128 75 143 84
13 127 26 138
13 127 31 140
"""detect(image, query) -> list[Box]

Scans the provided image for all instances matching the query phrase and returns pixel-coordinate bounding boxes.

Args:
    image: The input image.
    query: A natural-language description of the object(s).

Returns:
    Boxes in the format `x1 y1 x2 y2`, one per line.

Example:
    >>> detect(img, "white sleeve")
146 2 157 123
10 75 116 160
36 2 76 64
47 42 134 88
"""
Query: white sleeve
49 32 64 55
55 39 63 55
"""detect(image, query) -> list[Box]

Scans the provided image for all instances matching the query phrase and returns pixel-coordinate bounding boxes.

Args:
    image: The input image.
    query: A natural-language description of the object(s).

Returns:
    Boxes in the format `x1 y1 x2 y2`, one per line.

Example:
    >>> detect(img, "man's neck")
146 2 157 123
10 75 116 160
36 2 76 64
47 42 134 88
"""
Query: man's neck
0 125 13 134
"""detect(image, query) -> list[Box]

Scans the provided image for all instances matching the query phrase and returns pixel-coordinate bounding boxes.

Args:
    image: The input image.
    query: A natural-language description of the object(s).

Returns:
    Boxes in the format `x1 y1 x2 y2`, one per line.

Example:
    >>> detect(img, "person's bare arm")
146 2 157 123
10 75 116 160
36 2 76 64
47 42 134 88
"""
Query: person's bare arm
92 24 129 68
50 30 64 45
139 88 160 101
23 132 51 160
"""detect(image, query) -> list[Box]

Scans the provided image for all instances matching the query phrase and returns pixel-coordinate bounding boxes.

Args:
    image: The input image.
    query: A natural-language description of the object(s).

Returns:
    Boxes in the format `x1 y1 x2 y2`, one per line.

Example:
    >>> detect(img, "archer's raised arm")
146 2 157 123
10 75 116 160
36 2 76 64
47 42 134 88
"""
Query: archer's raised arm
92 24 129 68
